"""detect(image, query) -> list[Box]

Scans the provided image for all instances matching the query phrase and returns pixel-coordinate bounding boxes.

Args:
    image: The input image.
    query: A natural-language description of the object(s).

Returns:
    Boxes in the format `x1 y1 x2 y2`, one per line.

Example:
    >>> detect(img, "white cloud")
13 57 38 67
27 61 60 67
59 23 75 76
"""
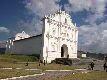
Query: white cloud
0 27 10 33
25 0 59 17
78 20 107 53
18 0 60 36
66 0 106 13
17 19 43 36
22 0 107 53
65 0 92 12
65 0 107 23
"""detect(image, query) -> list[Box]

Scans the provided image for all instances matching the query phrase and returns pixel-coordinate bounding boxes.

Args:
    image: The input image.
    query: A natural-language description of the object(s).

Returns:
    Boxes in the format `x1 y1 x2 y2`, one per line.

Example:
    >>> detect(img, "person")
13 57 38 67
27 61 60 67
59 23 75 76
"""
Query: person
103 62 107 72
39 59 41 66
103 62 106 70
67 54 69 59
89 61 95 70
44 60 46 66
25 62 28 66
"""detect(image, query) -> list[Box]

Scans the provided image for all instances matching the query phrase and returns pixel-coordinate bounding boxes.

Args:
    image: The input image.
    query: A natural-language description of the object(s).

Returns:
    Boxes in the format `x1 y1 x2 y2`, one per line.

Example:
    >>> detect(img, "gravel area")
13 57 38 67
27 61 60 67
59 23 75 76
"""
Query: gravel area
15 69 90 80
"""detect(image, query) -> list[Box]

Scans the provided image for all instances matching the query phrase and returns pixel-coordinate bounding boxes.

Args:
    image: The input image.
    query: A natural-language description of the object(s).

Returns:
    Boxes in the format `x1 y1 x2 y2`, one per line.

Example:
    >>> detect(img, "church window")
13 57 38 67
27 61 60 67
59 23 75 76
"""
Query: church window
52 45 55 51
67 33 69 37
65 18 67 23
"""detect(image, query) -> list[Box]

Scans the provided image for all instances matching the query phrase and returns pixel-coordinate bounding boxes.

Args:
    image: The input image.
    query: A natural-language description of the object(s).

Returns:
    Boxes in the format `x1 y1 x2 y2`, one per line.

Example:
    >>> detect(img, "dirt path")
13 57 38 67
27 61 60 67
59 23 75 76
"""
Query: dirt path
15 69 90 80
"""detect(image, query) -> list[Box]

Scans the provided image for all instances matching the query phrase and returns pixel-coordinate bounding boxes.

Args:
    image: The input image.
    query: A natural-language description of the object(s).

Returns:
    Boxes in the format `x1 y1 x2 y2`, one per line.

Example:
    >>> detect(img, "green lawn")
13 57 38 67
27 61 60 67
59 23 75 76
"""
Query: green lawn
56 71 107 80
0 54 37 62
0 62 87 70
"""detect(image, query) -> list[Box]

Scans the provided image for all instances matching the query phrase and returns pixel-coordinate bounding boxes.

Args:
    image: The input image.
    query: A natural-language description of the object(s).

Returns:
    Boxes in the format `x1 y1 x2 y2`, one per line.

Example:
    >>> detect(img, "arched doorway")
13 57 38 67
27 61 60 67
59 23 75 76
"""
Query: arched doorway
61 44 68 58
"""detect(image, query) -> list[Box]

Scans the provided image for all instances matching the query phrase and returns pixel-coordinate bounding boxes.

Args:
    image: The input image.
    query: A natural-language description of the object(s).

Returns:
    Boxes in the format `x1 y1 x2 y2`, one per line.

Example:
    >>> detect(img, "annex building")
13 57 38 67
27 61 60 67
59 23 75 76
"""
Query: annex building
5 10 78 63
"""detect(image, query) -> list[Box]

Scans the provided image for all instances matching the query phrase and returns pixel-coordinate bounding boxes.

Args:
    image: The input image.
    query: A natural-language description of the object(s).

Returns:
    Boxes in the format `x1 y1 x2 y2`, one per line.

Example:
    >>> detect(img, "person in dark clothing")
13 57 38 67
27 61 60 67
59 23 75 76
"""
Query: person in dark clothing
67 54 69 59
103 62 106 70
25 62 28 66
103 62 107 72
44 60 46 65
39 59 41 66
90 62 95 70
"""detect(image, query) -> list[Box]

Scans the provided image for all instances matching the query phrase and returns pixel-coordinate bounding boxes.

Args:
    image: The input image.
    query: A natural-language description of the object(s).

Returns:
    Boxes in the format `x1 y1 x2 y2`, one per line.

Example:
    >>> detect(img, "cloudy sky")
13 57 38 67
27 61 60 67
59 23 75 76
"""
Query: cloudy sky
0 0 107 53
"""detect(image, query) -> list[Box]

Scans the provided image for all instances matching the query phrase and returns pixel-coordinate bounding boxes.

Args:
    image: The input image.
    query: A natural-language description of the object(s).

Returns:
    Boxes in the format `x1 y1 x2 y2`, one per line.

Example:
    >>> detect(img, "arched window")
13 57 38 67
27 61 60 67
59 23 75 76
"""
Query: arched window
65 18 67 23
52 45 55 51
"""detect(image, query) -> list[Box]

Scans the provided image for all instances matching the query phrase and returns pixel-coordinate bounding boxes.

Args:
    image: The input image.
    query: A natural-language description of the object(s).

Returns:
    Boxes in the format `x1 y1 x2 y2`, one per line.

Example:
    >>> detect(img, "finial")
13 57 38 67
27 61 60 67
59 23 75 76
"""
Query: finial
22 31 25 33
59 5 62 13
44 15 48 19
58 0 62 14
75 23 76 26
49 14 52 18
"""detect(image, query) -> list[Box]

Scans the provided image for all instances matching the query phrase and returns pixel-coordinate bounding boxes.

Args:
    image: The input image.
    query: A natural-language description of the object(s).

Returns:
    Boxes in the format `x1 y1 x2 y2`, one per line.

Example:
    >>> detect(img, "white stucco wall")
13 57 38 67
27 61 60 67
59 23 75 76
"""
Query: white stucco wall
6 35 42 55
42 10 78 63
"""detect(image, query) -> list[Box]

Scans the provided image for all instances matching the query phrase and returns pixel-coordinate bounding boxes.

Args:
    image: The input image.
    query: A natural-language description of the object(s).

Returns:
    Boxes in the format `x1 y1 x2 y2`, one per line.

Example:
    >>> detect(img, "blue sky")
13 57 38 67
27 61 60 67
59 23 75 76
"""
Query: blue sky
0 0 26 40
0 0 86 40
0 0 107 53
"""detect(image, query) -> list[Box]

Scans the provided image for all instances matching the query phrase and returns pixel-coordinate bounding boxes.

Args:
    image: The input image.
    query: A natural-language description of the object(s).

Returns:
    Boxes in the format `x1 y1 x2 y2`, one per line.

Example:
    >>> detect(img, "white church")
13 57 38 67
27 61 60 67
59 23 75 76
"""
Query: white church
5 10 78 63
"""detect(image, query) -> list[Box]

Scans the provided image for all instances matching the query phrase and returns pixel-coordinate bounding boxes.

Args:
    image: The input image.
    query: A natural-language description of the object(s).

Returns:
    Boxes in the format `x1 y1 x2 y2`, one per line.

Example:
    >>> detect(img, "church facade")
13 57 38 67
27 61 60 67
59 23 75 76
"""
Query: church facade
5 10 78 63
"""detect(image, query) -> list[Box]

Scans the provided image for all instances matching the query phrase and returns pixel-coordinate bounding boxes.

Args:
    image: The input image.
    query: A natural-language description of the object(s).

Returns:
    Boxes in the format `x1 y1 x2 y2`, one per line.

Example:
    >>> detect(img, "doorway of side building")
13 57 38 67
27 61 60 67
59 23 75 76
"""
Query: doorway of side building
61 44 68 58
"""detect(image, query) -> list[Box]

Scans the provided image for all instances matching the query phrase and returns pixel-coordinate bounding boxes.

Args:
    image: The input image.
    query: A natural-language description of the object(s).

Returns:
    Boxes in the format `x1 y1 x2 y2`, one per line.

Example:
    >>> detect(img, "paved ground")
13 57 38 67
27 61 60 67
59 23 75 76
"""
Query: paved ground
16 69 90 80
94 64 104 71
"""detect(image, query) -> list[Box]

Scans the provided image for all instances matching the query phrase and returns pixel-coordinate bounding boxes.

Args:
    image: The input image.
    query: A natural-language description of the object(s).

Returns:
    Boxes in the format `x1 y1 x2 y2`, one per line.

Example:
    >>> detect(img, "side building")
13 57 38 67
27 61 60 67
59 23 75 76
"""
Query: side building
5 10 78 63
5 33 42 55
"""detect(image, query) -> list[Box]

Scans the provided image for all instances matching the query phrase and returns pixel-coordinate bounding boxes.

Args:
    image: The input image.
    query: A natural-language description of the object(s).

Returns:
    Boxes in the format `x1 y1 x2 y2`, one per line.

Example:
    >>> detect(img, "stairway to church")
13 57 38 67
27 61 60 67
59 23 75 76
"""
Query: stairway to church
53 58 74 66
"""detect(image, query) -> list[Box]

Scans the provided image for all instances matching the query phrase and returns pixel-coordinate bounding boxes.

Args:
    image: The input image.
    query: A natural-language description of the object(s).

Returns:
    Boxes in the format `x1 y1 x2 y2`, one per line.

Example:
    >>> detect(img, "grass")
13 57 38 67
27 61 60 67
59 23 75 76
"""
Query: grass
0 62 87 70
0 54 87 70
56 71 107 80
0 54 37 62
0 69 41 79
